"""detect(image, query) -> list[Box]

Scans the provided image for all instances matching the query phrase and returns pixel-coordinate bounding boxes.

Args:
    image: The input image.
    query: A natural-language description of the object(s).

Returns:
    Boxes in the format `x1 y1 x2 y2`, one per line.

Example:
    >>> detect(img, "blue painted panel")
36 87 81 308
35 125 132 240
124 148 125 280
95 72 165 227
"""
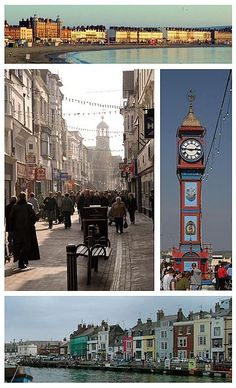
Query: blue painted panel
184 261 198 271
184 182 197 206
184 215 197 241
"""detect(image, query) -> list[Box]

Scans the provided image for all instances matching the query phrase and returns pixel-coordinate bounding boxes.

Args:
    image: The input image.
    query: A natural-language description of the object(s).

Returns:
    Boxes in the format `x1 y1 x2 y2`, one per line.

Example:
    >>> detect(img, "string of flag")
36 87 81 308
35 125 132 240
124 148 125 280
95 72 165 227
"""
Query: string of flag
63 110 120 116
67 125 123 134
202 72 232 182
64 96 121 109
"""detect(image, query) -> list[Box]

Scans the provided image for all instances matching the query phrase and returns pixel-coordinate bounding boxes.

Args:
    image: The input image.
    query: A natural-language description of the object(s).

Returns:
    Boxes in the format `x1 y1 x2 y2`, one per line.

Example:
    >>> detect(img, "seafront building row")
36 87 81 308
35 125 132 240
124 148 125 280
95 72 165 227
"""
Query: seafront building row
5 68 154 216
4 16 232 45
5 299 232 363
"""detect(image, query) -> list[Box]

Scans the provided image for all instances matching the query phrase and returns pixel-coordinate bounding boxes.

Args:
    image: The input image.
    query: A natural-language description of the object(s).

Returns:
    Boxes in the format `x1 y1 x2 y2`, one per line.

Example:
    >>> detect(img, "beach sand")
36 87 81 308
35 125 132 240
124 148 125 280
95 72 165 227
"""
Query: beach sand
5 43 231 64
5 44 152 64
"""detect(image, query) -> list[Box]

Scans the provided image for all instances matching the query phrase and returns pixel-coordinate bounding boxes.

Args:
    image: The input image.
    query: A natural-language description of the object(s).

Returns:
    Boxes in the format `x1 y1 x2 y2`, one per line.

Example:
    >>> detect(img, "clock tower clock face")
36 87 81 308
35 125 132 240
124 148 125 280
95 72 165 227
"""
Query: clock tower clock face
179 138 203 162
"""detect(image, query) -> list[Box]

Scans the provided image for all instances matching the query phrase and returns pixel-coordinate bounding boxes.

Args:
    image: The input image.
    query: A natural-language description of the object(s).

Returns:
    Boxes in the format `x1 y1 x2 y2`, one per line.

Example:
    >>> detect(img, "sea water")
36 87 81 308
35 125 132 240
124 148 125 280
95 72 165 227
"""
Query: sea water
29 367 231 383
61 47 231 64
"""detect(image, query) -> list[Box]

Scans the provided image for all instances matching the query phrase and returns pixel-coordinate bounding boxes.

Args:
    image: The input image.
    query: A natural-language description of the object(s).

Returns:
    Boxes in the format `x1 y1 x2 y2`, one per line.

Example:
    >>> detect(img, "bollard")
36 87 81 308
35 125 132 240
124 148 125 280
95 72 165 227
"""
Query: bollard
66 244 78 290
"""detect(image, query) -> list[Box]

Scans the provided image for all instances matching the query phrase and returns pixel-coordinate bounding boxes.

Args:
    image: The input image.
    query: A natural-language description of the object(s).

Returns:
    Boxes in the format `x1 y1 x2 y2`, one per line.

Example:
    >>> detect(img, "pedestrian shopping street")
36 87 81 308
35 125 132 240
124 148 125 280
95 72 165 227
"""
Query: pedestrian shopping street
5 212 154 291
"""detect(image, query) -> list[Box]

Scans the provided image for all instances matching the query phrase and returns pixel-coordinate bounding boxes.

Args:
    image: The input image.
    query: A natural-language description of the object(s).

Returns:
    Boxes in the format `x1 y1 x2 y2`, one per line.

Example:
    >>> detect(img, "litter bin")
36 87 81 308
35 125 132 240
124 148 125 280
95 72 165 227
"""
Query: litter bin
82 206 108 246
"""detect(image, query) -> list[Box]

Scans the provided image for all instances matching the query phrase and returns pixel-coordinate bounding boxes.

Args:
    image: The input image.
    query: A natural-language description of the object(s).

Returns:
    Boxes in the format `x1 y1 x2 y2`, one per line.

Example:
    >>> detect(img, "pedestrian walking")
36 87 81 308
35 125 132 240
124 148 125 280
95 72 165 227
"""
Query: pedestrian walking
190 263 202 290
162 268 176 290
44 192 57 229
5 196 17 258
27 192 40 219
226 264 232 289
61 193 74 229
100 191 109 207
214 260 221 290
217 262 227 290
127 193 137 224
9 192 40 269
111 196 127 234
175 272 190 290
69 191 76 213
55 191 63 223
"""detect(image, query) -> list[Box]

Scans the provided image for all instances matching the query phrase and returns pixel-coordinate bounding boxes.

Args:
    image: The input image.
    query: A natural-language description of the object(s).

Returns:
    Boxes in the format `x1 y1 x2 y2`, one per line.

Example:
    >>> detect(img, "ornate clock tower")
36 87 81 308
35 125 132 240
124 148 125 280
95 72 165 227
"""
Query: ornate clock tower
172 91 210 278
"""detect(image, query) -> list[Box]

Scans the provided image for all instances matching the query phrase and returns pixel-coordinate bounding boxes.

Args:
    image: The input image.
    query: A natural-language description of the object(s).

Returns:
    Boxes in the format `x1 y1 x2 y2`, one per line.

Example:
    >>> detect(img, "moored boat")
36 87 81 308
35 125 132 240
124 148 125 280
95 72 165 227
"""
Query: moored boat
5 365 33 383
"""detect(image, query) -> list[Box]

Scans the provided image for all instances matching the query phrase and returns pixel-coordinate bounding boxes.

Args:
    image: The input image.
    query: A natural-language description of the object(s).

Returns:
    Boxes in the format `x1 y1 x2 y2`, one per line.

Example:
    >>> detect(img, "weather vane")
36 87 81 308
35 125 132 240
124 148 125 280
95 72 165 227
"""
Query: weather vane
187 89 196 109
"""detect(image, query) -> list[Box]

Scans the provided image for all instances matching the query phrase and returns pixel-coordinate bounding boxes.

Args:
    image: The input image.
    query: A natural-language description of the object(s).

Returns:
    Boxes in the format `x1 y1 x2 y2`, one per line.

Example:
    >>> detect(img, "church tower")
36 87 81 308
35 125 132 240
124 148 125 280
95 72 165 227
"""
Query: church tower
92 117 112 190
96 116 110 150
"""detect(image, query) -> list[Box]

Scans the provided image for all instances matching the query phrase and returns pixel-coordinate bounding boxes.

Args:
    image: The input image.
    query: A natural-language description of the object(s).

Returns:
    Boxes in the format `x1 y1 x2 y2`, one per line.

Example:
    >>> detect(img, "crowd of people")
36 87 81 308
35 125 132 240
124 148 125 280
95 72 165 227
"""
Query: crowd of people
5 189 140 269
161 259 232 291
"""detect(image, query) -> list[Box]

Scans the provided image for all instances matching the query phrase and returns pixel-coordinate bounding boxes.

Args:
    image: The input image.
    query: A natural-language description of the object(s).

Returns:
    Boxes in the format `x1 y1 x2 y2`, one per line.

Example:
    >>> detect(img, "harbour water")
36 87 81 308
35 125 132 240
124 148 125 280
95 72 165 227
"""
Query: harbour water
29 367 230 383
61 47 231 64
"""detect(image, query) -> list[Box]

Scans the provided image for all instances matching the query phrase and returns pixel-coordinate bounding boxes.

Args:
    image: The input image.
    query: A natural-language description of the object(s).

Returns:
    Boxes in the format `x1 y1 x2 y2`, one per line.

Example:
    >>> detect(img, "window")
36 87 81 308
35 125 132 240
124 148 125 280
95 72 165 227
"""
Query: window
27 78 30 96
200 324 205 333
162 321 169 327
161 331 167 338
228 333 232 346
27 106 30 128
178 337 187 347
212 339 222 348
136 340 141 349
187 327 191 335
198 336 206 346
178 350 187 359
178 327 183 335
146 339 153 348
18 103 21 121
161 341 167 350
29 143 33 150
214 327 221 337
12 99 15 116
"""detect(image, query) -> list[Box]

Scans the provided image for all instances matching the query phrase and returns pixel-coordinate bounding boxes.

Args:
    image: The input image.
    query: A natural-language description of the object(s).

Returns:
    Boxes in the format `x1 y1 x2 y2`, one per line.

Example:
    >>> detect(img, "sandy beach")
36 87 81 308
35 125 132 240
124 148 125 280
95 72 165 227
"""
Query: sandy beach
5 43 231 64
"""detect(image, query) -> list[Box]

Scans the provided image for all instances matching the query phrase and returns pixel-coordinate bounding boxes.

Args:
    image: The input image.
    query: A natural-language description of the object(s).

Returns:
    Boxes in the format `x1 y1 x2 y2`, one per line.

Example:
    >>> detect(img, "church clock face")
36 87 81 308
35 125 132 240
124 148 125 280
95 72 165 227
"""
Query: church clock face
179 138 203 162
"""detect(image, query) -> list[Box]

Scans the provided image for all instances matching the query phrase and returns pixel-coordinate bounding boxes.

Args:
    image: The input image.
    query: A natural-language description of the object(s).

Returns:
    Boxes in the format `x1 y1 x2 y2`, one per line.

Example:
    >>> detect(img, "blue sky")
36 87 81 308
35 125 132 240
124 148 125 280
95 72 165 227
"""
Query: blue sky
5 296 228 342
5 5 232 28
160 70 232 252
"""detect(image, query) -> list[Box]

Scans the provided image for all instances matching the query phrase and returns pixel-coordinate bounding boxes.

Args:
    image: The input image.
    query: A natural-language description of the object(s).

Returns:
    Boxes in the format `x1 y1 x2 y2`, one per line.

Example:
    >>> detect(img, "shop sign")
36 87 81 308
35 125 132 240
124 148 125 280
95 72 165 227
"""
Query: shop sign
35 167 46 180
144 108 154 138
26 154 36 164
60 171 69 181
53 168 61 180
17 162 26 178
119 163 133 173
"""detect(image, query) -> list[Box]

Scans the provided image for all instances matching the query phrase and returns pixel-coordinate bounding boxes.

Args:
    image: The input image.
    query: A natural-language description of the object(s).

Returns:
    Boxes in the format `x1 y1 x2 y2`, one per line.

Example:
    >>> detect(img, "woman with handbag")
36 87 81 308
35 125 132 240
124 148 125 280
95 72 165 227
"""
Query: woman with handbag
111 196 127 234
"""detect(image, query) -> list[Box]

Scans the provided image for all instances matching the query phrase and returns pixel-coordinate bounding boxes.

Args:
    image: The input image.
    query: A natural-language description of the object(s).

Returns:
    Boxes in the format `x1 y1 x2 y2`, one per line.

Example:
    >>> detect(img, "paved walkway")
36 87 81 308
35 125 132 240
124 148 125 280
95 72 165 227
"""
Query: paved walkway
5 212 154 292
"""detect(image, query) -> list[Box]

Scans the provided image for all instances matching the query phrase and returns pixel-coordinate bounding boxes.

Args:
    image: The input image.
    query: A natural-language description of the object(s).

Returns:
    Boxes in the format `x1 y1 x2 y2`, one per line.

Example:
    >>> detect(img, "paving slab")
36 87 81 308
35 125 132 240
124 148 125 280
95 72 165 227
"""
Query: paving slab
5 212 154 292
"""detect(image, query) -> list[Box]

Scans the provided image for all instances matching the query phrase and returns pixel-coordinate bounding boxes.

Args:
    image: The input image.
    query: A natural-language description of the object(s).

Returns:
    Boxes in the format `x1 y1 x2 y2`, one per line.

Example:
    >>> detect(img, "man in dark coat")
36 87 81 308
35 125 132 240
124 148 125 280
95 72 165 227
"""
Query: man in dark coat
5 196 17 257
61 193 74 229
44 192 57 229
9 192 40 269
